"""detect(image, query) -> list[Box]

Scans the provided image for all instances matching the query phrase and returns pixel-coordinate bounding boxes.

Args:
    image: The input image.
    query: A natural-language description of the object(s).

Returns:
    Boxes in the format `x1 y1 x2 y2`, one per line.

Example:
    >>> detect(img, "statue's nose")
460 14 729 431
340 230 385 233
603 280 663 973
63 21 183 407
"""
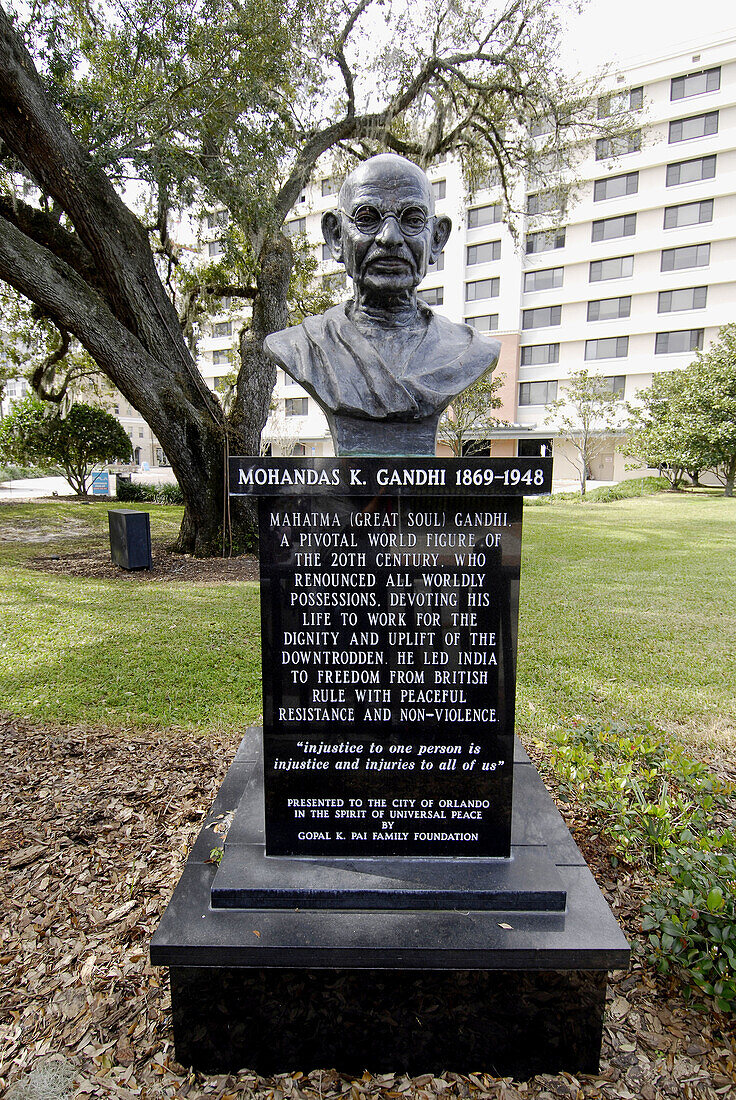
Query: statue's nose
375 213 404 245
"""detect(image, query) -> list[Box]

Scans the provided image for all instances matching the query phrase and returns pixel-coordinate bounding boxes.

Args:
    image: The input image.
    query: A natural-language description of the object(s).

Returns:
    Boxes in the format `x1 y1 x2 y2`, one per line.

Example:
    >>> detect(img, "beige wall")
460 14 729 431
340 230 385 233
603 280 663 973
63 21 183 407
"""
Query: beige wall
494 332 520 426
489 439 516 457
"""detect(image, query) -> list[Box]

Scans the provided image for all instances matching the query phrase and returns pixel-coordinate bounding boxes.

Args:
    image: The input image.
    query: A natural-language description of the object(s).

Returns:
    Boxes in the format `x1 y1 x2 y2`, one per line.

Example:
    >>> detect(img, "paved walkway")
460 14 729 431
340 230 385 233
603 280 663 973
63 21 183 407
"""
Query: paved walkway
0 475 76 499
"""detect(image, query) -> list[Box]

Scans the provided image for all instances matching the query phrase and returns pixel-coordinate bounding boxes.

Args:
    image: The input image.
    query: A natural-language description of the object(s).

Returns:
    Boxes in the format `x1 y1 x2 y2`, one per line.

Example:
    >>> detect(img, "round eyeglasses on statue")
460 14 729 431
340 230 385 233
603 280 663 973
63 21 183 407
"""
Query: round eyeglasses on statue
341 204 431 237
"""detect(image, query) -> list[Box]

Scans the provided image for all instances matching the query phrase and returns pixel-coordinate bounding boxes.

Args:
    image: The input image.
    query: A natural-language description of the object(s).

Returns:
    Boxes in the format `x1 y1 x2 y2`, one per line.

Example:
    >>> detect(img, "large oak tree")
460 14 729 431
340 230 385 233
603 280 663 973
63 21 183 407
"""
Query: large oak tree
0 0 597 553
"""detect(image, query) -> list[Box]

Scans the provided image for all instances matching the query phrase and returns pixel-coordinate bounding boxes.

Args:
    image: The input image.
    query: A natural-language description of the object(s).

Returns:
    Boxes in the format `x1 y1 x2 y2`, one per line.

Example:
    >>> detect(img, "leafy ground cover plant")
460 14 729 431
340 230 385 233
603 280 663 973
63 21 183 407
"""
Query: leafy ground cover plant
116 479 184 505
542 720 736 1012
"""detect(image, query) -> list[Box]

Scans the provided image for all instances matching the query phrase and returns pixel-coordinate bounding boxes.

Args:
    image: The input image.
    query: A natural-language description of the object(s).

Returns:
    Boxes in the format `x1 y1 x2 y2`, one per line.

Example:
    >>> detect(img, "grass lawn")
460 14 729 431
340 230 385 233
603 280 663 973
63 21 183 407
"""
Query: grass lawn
519 491 736 751
0 500 263 731
1 492 734 746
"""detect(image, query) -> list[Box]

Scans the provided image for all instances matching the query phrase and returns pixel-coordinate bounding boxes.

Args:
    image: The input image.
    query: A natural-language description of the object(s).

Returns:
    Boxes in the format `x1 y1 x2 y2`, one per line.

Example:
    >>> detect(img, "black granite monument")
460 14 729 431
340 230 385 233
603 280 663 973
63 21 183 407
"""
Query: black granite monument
151 154 629 1075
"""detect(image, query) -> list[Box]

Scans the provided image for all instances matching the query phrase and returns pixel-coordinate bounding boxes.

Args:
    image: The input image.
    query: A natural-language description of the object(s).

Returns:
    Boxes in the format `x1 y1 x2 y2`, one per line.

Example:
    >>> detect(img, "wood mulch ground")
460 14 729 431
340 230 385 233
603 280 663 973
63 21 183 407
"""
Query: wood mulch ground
2 715 735 1100
27 548 260 584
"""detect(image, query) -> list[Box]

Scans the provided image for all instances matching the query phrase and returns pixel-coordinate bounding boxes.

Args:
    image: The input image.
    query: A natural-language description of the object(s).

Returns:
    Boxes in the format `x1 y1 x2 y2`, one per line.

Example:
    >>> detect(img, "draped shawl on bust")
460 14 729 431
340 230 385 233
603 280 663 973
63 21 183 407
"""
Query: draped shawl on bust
264 302 500 423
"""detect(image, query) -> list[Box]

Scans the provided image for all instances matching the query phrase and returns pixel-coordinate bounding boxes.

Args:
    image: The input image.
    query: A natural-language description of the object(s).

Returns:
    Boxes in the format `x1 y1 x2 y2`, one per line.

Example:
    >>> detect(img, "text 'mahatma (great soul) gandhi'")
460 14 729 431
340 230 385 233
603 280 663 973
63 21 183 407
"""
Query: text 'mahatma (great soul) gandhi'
264 154 501 456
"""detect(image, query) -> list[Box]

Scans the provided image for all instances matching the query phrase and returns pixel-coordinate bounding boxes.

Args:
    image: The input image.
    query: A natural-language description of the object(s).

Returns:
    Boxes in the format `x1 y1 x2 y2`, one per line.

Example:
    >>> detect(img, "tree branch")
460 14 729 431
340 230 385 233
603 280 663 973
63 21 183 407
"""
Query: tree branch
30 325 71 404
0 211 222 456
332 0 374 119
0 194 103 292
0 7 195 372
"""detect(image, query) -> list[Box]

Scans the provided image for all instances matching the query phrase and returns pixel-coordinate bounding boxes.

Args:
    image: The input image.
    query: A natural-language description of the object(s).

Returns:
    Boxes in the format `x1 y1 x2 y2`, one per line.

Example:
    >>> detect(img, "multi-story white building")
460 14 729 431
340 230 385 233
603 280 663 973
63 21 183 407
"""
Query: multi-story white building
196 34 736 480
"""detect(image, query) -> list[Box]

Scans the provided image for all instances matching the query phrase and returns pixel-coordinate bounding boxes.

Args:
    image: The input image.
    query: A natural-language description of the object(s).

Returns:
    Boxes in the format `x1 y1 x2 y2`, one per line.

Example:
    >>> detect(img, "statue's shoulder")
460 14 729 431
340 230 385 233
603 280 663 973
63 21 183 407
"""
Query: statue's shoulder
263 305 354 387
265 304 348 353
426 309 501 362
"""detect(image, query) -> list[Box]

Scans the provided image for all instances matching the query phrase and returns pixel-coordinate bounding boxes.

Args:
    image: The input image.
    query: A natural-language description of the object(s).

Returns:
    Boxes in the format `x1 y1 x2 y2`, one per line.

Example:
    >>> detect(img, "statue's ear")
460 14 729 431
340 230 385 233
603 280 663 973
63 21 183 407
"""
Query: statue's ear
429 215 451 263
322 210 344 262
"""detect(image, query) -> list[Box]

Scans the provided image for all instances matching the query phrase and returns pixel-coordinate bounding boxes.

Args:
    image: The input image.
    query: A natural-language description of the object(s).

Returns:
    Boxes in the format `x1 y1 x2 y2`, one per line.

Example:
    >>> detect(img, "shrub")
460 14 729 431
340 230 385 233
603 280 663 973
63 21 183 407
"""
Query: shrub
543 721 736 1012
527 476 669 506
0 463 65 481
116 479 183 505
643 842 736 1014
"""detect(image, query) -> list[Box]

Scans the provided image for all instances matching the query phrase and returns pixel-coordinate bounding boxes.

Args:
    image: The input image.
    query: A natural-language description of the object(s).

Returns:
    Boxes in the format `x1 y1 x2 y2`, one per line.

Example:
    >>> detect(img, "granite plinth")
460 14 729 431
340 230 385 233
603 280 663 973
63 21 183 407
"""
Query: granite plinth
169 966 608 1076
151 728 629 1075
211 844 567 911
212 731 566 910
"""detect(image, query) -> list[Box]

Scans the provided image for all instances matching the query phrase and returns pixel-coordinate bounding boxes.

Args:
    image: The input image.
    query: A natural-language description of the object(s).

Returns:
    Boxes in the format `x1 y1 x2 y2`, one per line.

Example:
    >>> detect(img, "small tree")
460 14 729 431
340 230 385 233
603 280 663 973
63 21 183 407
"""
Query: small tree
0 397 132 494
684 325 736 497
624 326 736 497
623 370 697 490
546 369 625 496
438 372 506 457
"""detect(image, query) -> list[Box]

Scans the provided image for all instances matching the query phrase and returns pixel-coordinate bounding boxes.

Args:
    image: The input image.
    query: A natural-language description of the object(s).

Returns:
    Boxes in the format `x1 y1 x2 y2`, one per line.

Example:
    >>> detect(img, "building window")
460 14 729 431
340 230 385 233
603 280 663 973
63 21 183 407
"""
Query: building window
597 86 643 117
592 213 636 242
435 251 445 272
219 296 232 311
321 242 331 262
655 329 704 354
526 190 565 215
421 286 444 306
212 349 230 365
595 132 641 160
661 243 710 271
671 67 720 101
464 314 499 332
587 296 631 321
467 203 502 228
465 277 499 301
467 241 501 265
520 343 560 366
431 179 447 201
524 267 563 292
519 380 558 406
593 171 638 201
585 336 629 360
213 321 232 337
663 198 713 229
321 178 337 197
526 228 566 254
601 375 626 397
285 217 306 237
589 255 634 282
666 154 716 186
214 377 231 393
658 286 707 312
522 305 561 329
669 112 718 143
207 210 228 228
285 397 308 416
208 240 225 258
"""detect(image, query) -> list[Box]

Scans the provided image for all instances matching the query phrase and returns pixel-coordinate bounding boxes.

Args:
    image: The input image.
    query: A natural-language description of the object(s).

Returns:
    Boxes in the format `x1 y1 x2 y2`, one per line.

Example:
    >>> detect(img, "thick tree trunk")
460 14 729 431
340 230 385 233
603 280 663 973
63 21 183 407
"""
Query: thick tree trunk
725 458 736 498
0 10 270 556
232 235 292 453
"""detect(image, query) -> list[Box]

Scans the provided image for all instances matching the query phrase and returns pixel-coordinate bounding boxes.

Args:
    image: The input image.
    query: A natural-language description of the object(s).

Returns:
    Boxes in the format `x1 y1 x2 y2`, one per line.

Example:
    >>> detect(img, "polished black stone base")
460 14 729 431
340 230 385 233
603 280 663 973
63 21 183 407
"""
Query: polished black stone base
169 966 608 1076
211 838 567 911
151 728 629 1076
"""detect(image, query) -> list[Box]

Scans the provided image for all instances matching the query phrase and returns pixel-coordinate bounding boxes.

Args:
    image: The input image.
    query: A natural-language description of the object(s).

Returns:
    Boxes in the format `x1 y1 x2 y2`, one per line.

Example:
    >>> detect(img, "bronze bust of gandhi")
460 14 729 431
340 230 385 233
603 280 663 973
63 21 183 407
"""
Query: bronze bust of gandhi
265 153 501 456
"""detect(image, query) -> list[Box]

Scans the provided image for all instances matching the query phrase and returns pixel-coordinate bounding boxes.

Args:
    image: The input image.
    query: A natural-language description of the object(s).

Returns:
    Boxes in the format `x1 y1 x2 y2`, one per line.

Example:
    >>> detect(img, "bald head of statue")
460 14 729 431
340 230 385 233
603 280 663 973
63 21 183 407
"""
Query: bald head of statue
321 154 451 316
264 152 500 455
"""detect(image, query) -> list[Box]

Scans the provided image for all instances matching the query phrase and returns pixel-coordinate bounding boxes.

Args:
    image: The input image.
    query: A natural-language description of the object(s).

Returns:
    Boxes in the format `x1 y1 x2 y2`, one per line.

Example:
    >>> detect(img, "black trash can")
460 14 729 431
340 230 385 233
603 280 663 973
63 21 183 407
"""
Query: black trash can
108 509 152 570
